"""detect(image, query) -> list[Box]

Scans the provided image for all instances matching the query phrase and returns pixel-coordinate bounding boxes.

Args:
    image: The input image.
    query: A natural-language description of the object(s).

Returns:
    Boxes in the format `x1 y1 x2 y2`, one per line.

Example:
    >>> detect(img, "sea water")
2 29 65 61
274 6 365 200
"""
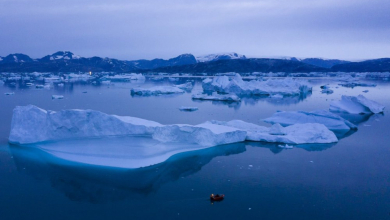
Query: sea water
0 77 389 219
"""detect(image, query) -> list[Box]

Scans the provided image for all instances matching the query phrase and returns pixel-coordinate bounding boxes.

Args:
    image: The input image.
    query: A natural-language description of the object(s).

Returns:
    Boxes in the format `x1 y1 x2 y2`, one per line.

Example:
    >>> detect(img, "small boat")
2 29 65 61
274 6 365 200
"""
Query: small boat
210 194 225 201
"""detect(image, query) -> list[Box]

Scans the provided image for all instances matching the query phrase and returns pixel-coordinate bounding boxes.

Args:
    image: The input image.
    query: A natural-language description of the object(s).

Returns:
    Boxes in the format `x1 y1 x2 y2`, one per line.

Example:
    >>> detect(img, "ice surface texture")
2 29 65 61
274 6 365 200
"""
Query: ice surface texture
264 110 357 132
202 74 312 96
9 105 338 146
330 95 385 114
210 120 338 144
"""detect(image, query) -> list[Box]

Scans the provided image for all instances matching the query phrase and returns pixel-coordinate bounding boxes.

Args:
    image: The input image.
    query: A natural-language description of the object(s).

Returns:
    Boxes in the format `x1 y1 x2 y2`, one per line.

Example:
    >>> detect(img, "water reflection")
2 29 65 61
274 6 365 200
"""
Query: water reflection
9 142 246 203
191 92 312 110
337 112 384 125
246 142 337 154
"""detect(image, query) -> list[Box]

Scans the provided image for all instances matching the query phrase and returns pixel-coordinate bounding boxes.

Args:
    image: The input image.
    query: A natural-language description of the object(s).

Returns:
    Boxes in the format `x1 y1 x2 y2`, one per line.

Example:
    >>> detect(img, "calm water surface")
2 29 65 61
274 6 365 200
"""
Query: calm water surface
0 77 389 219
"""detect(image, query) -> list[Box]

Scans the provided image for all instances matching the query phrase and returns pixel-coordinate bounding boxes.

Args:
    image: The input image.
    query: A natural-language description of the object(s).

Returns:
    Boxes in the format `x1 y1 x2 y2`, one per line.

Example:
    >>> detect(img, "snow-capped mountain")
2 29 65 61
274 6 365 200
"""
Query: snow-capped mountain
40 51 81 61
0 53 34 63
196 53 246 62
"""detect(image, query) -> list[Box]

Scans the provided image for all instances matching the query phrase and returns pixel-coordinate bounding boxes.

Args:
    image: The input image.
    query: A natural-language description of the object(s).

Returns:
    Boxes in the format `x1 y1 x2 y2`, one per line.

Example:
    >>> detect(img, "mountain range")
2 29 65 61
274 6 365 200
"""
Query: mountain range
0 51 389 73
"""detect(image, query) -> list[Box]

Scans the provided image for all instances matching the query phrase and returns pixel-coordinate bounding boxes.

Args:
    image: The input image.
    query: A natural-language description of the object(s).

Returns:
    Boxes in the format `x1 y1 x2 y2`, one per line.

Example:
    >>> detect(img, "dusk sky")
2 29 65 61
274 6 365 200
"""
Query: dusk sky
1 0 389 60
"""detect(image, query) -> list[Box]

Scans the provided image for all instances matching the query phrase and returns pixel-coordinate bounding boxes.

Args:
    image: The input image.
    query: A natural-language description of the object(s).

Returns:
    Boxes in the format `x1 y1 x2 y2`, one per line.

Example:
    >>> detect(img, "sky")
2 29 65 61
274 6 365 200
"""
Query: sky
0 0 389 61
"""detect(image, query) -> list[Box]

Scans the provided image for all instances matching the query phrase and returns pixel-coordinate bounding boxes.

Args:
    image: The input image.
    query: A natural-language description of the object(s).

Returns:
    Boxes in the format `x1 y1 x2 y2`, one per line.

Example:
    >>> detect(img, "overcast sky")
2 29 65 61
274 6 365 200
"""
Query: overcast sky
0 0 389 60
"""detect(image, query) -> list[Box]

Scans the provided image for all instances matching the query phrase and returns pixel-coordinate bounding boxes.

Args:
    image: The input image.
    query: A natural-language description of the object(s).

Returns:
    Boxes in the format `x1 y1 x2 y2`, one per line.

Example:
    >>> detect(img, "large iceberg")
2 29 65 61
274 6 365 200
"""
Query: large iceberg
263 110 357 133
9 105 162 144
202 74 312 96
209 120 338 144
9 105 338 146
330 95 385 114
9 106 245 146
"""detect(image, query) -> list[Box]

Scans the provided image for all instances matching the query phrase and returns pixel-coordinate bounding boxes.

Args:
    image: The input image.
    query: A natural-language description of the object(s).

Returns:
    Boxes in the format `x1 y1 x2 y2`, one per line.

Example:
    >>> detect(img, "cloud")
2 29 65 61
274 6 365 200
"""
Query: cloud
0 0 389 60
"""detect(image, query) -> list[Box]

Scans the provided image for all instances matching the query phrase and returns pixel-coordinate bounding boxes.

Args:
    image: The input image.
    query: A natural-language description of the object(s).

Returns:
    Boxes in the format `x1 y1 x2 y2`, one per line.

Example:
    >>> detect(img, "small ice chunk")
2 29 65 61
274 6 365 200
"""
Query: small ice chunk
277 144 293 149
175 82 193 91
330 95 385 114
52 95 64 99
270 94 283 98
362 90 369 93
192 93 241 102
4 92 15 95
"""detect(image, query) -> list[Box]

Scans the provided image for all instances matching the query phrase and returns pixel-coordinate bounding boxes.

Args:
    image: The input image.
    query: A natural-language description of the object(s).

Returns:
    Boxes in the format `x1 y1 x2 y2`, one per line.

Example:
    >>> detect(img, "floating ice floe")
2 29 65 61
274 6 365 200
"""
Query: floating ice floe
192 93 241 102
131 86 185 96
209 120 338 144
330 95 385 114
9 105 338 146
179 106 198 111
175 82 193 91
4 92 15 95
52 95 64 99
202 74 312 96
57 83 64 87
263 110 357 133
102 73 145 82
362 90 369 93
339 82 376 88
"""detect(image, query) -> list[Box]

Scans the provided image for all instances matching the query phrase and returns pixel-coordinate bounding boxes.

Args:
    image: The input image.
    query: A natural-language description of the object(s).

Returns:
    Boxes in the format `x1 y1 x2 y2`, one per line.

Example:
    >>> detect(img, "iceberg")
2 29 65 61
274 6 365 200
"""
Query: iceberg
101 73 145 81
263 110 357 133
209 120 338 144
175 82 193 91
9 105 162 144
9 106 337 146
330 95 385 114
131 86 184 96
192 93 241 102
9 106 244 146
52 95 64 99
202 74 312 96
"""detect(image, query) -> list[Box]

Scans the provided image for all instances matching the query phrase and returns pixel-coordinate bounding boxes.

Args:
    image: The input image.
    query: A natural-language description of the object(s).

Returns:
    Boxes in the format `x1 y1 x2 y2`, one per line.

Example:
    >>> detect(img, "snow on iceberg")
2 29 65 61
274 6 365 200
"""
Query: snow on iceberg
263 110 357 133
9 106 337 146
9 105 162 144
209 120 338 144
202 74 312 96
131 86 185 96
192 93 241 102
330 95 385 114
9 106 245 146
152 122 247 146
